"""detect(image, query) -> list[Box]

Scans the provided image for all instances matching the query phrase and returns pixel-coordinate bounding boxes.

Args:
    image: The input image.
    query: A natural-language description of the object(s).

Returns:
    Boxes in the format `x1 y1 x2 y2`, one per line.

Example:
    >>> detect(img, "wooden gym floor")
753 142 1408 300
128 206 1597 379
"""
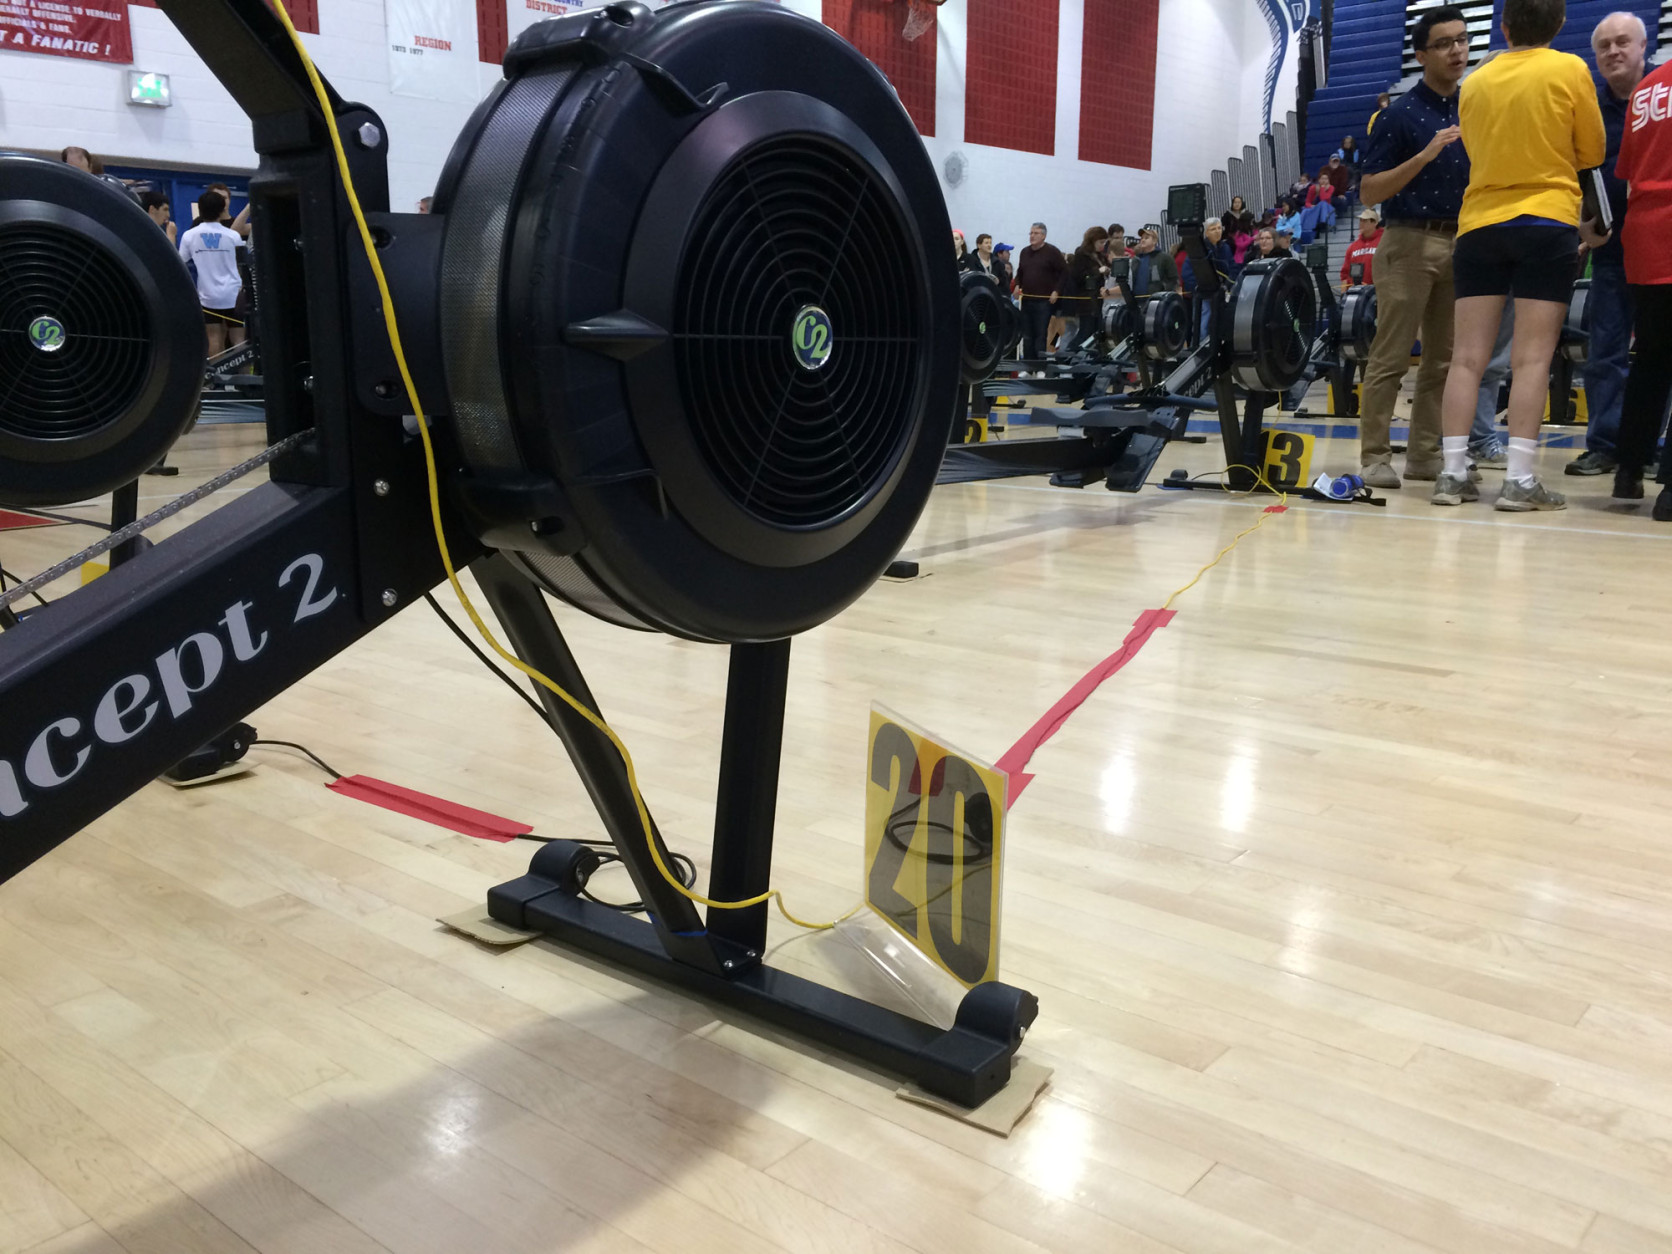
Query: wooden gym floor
4 418 1672 1254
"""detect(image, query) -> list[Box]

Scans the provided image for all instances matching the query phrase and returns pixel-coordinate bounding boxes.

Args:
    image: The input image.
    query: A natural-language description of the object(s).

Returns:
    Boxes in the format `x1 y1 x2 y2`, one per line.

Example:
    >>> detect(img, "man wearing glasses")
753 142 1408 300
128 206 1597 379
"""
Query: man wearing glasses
1355 6 1473 489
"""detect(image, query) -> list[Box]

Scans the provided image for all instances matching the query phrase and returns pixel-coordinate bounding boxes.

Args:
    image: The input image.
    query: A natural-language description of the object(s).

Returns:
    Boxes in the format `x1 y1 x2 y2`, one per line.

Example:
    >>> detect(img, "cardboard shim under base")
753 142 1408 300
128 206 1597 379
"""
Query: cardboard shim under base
896 1056 1052 1135
158 763 253 789
438 908 540 947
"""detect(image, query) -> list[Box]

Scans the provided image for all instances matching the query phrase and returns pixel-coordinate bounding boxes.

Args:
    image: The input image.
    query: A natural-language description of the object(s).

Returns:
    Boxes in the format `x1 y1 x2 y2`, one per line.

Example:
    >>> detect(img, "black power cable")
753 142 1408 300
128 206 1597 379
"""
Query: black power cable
424 592 555 729
423 593 706 912
250 738 344 780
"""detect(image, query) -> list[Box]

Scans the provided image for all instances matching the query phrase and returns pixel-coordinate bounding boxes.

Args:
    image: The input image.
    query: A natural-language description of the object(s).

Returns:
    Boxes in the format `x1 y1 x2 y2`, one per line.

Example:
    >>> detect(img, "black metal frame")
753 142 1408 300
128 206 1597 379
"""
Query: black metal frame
0 0 1037 1109
476 556 1036 1106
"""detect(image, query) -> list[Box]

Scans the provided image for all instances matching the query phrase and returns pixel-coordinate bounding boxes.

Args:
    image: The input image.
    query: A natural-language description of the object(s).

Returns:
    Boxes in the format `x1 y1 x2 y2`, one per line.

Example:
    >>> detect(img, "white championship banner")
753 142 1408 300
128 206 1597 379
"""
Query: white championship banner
387 0 477 102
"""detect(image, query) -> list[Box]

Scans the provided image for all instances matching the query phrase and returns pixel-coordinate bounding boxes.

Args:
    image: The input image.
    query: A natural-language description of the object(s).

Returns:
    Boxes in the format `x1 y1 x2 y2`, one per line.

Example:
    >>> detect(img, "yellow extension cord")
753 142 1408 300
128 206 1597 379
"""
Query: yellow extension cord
268 0 1288 930
268 0 853 931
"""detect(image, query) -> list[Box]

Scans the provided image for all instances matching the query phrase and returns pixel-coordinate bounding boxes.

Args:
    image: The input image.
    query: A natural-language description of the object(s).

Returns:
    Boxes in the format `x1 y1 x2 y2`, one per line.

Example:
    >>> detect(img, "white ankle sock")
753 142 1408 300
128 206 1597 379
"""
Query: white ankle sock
1442 437 1470 479
1507 437 1538 486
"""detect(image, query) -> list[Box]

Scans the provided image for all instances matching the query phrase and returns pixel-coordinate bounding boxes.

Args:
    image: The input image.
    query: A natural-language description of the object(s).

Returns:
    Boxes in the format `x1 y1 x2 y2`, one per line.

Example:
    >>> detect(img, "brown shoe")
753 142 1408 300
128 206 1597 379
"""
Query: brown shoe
1362 463 1401 489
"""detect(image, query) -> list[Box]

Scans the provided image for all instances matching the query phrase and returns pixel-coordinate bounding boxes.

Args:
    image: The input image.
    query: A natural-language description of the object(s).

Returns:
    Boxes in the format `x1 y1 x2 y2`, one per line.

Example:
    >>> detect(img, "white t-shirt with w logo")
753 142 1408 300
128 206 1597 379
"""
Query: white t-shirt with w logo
178 221 244 310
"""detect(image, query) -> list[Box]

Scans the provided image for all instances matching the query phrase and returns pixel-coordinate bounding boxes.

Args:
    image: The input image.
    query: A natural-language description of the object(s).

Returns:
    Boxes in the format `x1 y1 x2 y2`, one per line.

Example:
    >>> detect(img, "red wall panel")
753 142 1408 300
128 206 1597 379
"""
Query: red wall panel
477 0 507 63
1079 0 1157 168
821 0 935 136
128 2 316 40
286 0 318 35
964 0 1055 154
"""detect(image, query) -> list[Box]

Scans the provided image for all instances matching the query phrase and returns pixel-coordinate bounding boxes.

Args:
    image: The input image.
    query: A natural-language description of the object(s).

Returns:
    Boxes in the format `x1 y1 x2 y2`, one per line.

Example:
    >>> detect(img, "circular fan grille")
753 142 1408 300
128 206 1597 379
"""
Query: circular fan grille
959 272 1006 383
1263 266 1316 379
673 137 921 529
0 225 152 443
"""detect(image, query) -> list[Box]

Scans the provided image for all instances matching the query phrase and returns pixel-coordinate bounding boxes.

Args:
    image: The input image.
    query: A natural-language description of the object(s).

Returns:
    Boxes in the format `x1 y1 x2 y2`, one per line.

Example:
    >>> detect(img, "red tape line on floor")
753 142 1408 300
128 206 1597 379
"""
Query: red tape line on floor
994 608 1175 808
327 774 531 842
0 510 63 532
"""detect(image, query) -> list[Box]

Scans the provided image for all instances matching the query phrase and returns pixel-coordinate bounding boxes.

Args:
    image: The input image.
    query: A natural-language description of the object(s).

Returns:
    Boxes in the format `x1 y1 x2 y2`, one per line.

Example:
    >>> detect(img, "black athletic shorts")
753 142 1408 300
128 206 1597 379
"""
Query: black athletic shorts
203 306 239 327
1451 224 1579 303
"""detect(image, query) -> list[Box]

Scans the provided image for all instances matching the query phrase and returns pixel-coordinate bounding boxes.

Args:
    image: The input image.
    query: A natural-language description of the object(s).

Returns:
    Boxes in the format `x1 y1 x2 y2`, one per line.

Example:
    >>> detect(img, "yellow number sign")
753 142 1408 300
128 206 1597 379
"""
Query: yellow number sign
1260 428 1315 489
864 707 1007 987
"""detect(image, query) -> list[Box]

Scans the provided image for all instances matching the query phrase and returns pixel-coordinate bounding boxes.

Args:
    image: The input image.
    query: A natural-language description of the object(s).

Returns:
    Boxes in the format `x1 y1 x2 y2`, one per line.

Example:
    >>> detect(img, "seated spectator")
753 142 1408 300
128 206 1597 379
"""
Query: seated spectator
1299 196 1337 244
1181 219 1235 341
1325 154 1353 203
1340 208 1382 289
1306 172 1345 213
1275 199 1304 239
1272 228 1295 258
1253 227 1282 260
1432 0 1607 511
1219 196 1254 239
1231 222 1257 267
1335 135 1363 170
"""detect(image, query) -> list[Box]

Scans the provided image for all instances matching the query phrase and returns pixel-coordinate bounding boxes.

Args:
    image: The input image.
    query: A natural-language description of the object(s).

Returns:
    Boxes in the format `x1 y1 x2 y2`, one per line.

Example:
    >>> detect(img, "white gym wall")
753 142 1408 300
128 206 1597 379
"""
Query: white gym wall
0 0 1282 237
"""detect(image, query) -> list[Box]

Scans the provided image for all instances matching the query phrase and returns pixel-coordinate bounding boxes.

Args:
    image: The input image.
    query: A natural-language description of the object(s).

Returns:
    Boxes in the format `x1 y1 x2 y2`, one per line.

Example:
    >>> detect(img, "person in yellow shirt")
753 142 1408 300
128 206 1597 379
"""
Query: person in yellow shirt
1431 0 1608 511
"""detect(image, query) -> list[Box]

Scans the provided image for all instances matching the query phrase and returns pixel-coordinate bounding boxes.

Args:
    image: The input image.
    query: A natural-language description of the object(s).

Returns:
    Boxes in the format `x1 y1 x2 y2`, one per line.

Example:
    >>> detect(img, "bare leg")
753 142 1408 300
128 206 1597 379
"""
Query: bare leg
1440 295 1506 440
228 324 246 348
1503 298 1568 441
205 320 227 357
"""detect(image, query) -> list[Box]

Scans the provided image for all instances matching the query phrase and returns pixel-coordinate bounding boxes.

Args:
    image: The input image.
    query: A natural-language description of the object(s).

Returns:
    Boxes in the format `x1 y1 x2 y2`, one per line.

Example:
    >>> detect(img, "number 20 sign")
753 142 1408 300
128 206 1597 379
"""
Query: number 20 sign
864 707 1008 987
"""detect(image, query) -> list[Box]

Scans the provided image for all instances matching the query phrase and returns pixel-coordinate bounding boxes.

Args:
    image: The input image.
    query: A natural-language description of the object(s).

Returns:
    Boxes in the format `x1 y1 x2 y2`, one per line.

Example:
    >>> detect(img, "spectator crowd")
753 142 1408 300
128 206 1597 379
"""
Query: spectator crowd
954 1 1671 520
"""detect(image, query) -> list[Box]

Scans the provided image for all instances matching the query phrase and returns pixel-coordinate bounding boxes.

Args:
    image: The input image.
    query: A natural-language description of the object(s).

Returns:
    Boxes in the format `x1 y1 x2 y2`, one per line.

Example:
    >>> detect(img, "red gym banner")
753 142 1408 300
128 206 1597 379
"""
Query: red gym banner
0 0 132 62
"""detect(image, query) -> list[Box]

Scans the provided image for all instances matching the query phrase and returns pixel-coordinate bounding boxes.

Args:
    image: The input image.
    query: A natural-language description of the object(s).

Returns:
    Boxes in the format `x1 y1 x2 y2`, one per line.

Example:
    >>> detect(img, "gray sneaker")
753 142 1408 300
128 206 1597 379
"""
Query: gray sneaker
1565 450 1616 476
1495 477 1567 511
1469 443 1508 468
1362 463 1401 489
1431 472 1480 505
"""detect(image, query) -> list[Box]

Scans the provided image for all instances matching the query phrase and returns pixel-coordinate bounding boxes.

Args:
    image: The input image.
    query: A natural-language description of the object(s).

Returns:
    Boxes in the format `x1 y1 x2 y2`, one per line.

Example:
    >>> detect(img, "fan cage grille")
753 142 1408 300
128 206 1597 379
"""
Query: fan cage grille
0 225 153 443
672 136 923 530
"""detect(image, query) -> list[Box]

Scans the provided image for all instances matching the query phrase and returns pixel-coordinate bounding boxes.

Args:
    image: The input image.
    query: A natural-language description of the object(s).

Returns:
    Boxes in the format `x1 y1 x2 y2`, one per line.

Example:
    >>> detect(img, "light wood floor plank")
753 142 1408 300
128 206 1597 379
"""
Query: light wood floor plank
6 427 1672 1251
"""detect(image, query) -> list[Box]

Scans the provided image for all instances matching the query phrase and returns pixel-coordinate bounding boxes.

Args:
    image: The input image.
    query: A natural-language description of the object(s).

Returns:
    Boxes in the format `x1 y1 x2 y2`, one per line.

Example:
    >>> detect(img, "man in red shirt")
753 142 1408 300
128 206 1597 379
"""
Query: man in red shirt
1340 208 1383 289
1609 56 1672 516
1014 221 1067 367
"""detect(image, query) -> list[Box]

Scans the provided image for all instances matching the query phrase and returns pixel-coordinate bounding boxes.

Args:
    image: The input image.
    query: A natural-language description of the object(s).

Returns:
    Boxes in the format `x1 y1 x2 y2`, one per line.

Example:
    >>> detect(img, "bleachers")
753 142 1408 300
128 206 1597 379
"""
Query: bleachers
1303 0 1406 176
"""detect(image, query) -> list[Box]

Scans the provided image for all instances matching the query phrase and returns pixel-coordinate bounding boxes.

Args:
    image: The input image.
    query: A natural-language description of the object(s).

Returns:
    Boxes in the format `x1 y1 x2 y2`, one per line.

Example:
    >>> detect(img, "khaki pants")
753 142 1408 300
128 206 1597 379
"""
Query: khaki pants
1359 224 1454 471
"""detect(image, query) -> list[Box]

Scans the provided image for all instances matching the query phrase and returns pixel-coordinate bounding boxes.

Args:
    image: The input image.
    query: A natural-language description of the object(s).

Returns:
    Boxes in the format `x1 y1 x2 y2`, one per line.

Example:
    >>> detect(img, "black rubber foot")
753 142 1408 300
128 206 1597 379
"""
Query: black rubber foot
885 560 920 579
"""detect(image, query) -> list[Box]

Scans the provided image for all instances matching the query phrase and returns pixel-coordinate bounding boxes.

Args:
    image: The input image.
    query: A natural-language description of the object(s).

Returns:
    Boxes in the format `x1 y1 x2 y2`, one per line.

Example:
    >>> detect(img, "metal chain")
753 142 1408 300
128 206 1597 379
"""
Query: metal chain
0 430 312 614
